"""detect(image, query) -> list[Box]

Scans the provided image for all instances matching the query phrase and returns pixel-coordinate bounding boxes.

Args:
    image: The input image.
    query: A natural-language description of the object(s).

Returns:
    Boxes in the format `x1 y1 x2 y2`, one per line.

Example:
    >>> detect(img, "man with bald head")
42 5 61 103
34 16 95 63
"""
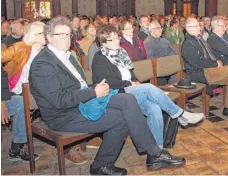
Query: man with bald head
207 18 228 65
181 18 228 116
1 20 23 48
1 20 10 40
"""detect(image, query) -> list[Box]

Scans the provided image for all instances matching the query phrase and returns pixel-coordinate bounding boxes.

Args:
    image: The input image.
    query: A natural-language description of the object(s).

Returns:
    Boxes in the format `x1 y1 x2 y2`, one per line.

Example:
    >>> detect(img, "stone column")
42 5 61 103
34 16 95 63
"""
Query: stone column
205 0 217 17
176 0 183 16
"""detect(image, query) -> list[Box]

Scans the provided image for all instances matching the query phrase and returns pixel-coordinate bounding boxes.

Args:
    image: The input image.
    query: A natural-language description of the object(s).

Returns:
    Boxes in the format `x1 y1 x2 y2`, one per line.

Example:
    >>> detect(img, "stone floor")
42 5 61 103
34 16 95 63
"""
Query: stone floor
1 94 228 175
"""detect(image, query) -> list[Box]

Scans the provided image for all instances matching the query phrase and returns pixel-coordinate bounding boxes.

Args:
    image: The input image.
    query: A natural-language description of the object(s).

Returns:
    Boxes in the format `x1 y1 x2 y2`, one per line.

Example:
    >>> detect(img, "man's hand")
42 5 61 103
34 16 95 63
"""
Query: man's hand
94 79 110 98
1 101 10 125
131 81 141 86
217 60 223 67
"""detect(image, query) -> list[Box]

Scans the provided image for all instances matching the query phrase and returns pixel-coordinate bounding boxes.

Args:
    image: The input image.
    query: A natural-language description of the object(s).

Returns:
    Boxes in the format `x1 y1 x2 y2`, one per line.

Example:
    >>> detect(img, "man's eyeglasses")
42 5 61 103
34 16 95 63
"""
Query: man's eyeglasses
52 33 73 39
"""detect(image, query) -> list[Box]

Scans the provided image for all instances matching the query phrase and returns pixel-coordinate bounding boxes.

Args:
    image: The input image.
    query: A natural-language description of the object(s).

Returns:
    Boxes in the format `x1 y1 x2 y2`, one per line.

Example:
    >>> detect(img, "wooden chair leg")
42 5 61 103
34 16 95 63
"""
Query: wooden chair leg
80 142 87 152
178 91 186 110
201 89 209 118
25 120 35 174
27 134 35 174
56 136 66 175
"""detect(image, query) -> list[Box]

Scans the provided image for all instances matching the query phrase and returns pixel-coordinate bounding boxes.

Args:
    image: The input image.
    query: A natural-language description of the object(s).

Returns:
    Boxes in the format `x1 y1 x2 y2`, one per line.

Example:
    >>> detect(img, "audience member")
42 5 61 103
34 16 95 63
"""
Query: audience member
144 20 175 59
1 20 23 48
207 18 228 65
92 24 204 148
79 24 96 56
1 20 10 40
203 17 212 34
1 65 40 162
181 18 228 116
138 15 150 40
29 16 187 175
199 20 209 41
1 22 46 95
165 18 184 44
119 21 147 61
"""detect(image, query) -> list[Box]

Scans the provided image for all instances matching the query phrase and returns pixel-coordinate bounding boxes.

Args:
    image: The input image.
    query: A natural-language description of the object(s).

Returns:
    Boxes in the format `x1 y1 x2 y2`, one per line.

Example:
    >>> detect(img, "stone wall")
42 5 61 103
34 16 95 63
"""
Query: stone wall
135 0 164 17
60 0 72 16
218 0 228 16
78 0 96 16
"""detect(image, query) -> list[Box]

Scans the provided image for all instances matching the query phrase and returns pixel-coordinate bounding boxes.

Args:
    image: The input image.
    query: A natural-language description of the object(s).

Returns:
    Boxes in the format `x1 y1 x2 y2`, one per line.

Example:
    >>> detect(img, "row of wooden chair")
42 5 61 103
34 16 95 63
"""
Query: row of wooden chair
22 54 209 175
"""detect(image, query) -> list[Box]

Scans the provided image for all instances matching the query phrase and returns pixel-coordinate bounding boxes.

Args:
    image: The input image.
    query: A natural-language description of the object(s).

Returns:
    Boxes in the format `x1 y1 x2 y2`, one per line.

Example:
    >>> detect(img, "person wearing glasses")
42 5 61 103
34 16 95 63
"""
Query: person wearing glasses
119 20 147 61
207 18 228 66
181 18 228 116
144 20 176 59
29 16 187 175
92 24 204 151
1 21 45 163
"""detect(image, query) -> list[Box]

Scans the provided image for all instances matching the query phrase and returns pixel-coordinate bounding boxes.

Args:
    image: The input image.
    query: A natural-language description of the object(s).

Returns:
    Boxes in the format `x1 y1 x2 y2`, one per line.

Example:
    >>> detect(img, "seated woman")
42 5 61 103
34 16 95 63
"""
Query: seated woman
1 21 45 162
92 24 204 148
1 21 45 95
119 20 147 61
165 19 185 44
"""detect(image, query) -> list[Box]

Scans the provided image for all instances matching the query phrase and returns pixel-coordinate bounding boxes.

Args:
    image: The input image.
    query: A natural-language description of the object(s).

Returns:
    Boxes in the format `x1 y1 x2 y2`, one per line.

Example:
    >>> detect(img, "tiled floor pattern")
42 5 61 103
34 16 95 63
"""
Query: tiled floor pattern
1 94 228 175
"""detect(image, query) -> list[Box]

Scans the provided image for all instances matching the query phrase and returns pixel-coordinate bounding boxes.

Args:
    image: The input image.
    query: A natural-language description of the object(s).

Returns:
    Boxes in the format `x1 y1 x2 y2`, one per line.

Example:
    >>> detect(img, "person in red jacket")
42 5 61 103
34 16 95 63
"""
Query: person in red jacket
119 20 147 61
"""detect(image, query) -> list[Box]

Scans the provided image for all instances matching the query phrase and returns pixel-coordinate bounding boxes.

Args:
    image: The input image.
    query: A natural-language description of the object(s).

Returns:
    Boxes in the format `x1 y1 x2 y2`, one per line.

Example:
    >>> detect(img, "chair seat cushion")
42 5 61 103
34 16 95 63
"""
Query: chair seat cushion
166 91 180 101
161 83 206 95
32 121 91 139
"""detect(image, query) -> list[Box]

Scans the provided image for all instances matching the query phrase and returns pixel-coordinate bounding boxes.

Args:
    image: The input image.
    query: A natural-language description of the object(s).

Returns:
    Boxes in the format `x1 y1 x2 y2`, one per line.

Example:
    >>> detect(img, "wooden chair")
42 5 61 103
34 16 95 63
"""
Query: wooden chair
171 44 181 55
22 83 94 175
152 55 209 117
133 59 183 107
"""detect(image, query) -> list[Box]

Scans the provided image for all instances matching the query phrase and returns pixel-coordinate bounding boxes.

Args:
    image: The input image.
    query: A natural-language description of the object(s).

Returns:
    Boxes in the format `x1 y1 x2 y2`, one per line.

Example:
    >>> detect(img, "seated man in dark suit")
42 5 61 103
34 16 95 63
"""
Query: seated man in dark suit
29 16 185 175
182 18 228 116
207 18 228 65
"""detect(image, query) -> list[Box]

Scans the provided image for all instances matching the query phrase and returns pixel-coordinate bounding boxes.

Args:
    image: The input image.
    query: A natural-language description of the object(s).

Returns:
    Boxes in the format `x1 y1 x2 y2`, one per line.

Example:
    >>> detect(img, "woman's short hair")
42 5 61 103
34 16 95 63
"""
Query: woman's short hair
44 16 71 39
23 21 45 45
118 20 131 35
96 24 118 47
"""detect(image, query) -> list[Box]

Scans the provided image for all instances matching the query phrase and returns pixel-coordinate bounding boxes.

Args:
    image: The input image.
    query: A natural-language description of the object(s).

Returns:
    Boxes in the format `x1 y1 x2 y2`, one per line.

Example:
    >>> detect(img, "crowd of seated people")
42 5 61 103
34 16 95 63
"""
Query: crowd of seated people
1 12 228 175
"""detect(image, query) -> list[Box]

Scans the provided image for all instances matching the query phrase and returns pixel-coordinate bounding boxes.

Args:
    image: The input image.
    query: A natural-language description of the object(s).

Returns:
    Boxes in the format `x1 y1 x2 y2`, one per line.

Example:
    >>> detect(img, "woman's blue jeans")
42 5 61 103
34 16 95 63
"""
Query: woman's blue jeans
125 83 183 146
6 95 27 143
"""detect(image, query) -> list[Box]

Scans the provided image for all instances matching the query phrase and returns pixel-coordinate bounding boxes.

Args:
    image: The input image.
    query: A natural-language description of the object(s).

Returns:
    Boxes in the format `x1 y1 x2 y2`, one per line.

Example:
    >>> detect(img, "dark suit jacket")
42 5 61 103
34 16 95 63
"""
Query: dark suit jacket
92 51 137 93
181 33 218 84
207 32 228 65
29 47 96 130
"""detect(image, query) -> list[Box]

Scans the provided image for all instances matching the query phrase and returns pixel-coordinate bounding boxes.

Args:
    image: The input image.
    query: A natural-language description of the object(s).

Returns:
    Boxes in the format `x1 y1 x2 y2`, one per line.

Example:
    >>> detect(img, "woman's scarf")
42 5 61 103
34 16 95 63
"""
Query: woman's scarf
100 46 134 69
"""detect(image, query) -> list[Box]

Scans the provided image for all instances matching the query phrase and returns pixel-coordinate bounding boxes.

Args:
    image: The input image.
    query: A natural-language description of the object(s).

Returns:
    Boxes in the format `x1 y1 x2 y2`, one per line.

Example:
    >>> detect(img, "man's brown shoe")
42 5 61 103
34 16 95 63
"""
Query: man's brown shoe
65 146 88 165
51 145 85 165
87 137 102 149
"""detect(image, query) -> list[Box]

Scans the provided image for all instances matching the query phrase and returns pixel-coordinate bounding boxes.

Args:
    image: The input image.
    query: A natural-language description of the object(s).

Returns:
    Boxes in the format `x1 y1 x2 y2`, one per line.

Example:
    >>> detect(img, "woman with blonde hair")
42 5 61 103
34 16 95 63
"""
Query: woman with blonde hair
78 24 96 56
1 21 46 94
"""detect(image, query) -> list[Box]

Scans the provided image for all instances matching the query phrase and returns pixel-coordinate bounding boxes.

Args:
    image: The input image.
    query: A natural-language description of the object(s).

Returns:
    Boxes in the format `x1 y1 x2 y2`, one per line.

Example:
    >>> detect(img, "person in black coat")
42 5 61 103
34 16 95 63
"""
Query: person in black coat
207 18 228 65
29 16 186 175
182 18 228 116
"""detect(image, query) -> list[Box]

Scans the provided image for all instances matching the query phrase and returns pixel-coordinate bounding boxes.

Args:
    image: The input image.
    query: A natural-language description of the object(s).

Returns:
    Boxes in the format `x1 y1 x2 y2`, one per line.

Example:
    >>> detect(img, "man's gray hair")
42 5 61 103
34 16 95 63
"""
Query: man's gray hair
148 20 160 33
211 17 224 30
9 20 21 33
44 16 71 38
